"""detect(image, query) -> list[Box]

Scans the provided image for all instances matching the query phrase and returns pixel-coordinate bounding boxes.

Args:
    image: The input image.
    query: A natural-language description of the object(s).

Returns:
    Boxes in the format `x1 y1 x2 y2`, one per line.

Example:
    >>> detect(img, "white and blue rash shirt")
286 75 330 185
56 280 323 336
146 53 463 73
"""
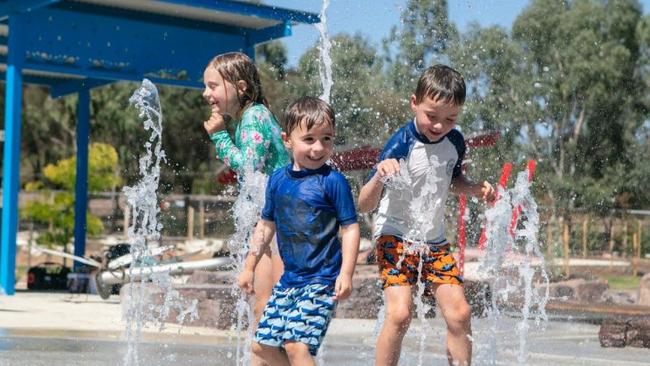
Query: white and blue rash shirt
368 119 465 245
262 164 357 288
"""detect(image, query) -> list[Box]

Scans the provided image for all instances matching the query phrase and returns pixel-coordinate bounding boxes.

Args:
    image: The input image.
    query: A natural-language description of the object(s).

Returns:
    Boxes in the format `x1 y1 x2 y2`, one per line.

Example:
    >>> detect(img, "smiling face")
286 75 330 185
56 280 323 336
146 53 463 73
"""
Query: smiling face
410 94 460 142
202 66 241 117
282 119 335 171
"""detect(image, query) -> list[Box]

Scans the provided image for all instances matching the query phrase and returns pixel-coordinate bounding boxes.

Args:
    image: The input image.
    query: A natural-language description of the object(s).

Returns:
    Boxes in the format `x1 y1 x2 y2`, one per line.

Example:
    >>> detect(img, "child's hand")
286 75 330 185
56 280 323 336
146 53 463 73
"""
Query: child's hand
237 270 255 295
333 273 353 301
203 111 226 134
478 181 496 203
374 159 400 180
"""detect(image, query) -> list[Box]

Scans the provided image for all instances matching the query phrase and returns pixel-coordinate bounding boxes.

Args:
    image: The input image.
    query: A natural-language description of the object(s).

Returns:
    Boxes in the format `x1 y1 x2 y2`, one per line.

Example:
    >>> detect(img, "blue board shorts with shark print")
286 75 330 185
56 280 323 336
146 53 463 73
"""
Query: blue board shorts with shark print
254 283 336 356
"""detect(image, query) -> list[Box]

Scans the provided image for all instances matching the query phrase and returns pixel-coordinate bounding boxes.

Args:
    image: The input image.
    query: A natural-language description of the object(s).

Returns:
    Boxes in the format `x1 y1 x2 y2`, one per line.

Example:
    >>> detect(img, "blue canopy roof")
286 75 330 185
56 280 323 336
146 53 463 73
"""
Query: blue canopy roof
0 0 319 95
0 0 319 295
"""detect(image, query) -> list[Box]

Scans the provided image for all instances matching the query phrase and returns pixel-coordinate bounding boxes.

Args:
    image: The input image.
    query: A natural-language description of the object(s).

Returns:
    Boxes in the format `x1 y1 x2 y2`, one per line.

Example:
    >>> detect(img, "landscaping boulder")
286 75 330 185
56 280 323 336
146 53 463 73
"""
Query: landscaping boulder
335 265 382 319
186 270 233 285
600 316 650 348
599 317 628 347
120 281 240 329
637 273 650 306
540 278 608 303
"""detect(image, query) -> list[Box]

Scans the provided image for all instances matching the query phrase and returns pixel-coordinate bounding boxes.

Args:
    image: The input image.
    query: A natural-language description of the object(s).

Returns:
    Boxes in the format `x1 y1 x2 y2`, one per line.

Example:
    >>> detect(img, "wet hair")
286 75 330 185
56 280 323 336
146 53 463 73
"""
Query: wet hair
283 96 335 136
414 64 466 106
206 52 267 115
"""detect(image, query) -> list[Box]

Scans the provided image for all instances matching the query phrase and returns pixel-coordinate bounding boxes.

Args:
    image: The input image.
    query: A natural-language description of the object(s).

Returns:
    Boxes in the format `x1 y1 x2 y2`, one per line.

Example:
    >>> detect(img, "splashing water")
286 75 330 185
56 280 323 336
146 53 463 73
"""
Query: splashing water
315 0 333 103
122 79 198 366
510 170 550 362
379 157 445 366
475 169 549 364
227 165 268 366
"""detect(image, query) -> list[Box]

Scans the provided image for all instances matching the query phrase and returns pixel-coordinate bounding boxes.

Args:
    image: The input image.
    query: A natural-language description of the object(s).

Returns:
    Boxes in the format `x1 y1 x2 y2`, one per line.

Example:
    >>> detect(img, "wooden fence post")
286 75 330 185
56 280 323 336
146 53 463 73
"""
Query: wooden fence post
546 215 555 258
187 206 195 240
562 217 570 277
123 204 130 237
199 200 205 240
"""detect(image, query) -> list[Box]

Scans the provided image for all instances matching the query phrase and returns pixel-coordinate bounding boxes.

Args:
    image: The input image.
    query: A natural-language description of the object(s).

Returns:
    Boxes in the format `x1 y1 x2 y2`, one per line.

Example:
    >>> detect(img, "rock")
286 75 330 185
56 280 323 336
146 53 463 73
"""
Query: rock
599 317 628 347
603 290 637 305
118 266 493 328
627 318 650 348
541 279 608 303
120 282 240 329
335 265 382 319
637 273 650 306
578 280 609 303
186 270 233 285
599 316 650 348
465 281 491 317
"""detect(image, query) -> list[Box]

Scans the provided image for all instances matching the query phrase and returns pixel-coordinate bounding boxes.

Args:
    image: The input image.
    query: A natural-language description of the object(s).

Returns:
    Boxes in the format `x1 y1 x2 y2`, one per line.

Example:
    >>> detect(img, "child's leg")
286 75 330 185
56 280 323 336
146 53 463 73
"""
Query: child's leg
375 235 419 366
251 247 278 366
251 343 290 366
431 283 472 366
284 341 316 366
375 285 414 366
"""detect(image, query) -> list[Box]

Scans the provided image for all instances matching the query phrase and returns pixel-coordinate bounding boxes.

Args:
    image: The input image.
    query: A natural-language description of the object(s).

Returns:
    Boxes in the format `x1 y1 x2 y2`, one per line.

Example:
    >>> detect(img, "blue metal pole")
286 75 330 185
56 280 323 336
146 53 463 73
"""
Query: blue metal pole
72 88 90 270
1 16 25 295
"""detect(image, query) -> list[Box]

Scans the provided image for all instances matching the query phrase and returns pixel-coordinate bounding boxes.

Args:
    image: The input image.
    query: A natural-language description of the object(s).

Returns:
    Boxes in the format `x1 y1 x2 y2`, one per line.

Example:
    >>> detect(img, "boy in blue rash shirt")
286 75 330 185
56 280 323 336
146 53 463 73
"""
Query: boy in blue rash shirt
238 96 360 366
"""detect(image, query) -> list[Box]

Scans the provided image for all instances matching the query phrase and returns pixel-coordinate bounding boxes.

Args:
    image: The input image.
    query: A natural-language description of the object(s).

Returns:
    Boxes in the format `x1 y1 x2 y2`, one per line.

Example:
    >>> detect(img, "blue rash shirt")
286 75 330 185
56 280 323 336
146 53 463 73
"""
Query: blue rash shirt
261 164 358 288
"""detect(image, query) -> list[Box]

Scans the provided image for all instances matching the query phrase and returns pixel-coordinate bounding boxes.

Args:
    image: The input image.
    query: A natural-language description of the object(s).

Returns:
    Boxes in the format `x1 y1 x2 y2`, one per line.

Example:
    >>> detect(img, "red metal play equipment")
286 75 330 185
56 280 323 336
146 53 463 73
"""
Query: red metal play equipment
466 160 537 275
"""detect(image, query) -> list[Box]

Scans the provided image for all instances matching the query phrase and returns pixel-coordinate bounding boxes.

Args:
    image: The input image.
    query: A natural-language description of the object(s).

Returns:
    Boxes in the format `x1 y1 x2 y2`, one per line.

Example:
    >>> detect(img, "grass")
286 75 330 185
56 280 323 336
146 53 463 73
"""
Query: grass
603 275 641 290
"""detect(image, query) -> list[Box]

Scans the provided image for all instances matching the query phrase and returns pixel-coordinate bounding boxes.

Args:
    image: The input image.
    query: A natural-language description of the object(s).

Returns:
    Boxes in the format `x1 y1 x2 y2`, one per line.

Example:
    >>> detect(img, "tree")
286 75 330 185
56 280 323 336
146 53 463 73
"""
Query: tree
22 143 121 249
383 0 458 96
91 82 213 194
512 0 645 216
295 33 391 147
20 86 78 182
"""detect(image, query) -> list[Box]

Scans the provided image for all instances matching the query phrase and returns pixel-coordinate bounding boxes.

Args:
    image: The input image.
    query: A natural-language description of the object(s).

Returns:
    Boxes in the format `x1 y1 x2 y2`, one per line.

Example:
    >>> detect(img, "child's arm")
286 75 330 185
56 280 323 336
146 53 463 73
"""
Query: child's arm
358 159 401 212
451 173 495 202
207 107 273 172
237 219 276 294
334 223 360 301
203 111 226 134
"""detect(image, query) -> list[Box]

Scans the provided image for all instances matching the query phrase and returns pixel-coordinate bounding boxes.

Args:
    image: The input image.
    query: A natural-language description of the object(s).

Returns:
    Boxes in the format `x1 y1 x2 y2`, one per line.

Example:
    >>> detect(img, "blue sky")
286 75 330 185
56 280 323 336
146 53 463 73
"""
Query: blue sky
266 0 650 66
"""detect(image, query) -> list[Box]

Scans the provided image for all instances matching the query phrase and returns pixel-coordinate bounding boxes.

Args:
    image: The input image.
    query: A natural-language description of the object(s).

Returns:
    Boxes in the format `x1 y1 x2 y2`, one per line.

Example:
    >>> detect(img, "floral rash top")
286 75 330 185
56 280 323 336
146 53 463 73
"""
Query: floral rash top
209 103 290 176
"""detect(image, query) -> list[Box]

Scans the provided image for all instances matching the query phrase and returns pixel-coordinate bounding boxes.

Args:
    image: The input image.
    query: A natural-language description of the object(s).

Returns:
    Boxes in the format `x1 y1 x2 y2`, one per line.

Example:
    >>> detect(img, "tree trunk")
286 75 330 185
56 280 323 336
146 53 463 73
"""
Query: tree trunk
546 215 555 258
623 220 629 258
633 231 639 277
582 215 589 258
608 217 616 269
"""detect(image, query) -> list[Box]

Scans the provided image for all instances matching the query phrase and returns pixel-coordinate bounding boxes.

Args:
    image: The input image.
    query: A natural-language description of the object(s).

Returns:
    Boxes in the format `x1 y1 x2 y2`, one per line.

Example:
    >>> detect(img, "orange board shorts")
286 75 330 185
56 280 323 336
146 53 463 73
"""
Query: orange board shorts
376 235 463 294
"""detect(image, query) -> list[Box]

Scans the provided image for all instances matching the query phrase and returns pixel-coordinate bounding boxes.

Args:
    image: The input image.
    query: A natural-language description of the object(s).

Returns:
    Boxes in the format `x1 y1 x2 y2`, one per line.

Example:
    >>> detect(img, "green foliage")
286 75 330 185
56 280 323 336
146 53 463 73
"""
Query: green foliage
295 33 393 147
384 0 458 95
11 0 650 222
21 143 119 248
510 0 645 214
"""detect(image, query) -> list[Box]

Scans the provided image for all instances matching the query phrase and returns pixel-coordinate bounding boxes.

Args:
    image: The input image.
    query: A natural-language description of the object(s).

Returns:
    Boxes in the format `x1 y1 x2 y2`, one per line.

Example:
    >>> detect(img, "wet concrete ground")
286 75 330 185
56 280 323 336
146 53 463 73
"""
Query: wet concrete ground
1 316 649 366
